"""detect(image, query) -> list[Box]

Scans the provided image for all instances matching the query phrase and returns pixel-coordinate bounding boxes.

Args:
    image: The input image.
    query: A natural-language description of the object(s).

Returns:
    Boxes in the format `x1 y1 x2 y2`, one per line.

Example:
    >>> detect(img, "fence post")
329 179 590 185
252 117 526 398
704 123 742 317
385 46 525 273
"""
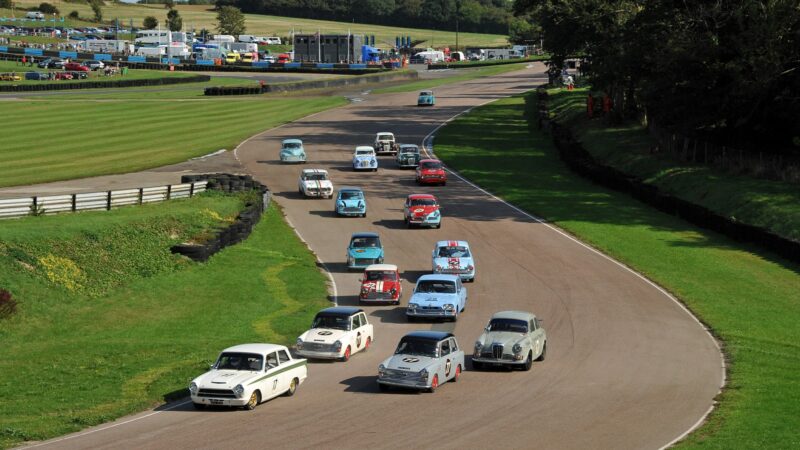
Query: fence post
167 184 172 200
139 187 143 205
189 182 195 198
32 196 37 214
71 194 76 212
106 191 112 210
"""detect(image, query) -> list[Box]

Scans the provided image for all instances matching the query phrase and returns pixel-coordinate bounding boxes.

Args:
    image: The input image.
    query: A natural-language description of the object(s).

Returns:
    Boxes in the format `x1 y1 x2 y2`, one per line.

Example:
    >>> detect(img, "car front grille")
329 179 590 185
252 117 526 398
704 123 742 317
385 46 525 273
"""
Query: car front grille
197 388 236 398
364 291 393 300
344 207 362 212
303 342 335 352
492 344 504 359
354 258 376 266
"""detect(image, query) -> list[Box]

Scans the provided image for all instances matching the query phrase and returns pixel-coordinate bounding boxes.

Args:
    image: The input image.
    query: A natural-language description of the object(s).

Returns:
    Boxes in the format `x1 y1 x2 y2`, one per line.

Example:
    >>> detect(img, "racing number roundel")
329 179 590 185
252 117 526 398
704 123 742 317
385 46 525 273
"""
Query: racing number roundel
445 359 452 377
356 333 362 348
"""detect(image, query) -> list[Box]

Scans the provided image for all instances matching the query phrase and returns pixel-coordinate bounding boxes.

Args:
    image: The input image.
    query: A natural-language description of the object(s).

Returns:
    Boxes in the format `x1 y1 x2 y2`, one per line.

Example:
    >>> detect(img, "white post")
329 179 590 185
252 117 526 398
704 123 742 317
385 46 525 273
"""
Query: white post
317 29 321 63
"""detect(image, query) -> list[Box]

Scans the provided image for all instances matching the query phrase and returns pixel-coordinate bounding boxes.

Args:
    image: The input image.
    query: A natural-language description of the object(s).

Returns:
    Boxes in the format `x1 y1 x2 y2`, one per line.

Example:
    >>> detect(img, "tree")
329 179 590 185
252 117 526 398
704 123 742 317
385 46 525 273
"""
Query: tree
143 15 159 30
87 0 103 23
508 16 540 45
164 0 175 8
38 2 59 15
0 0 14 9
68 10 79 20
166 8 183 31
216 5 246 36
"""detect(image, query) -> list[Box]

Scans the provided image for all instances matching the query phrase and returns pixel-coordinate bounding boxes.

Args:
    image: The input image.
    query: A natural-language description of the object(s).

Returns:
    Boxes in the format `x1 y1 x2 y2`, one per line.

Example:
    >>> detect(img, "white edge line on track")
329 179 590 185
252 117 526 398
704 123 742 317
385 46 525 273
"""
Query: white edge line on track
283 214 339 306
18 400 193 449
421 98 727 450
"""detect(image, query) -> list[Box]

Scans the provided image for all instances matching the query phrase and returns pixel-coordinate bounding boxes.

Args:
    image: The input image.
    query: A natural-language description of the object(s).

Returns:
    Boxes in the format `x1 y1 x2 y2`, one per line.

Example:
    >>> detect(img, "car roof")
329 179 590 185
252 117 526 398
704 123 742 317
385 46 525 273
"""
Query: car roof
419 158 441 164
403 330 453 341
491 310 537 321
338 186 363 192
376 132 394 136
318 306 364 316
301 168 328 175
351 232 380 239
436 240 470 248
416 274 459 282
408 194 437 200
420 91 433 95
364 264 397 271
355 146 374 151
282 138 303 144
221 343 287 354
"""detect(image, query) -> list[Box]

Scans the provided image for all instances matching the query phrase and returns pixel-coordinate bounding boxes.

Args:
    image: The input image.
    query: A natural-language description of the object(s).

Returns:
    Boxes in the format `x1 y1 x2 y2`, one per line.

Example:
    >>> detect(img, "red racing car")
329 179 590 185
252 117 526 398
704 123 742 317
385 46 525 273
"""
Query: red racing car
359 264 403 304
415 159 447 186
403 193 441 228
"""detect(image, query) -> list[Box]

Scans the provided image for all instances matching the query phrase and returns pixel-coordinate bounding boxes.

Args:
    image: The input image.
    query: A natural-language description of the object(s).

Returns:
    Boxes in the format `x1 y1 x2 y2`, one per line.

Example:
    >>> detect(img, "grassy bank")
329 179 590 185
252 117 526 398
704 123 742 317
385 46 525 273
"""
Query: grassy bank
0 95 345 187
433 94 800 448
546 87 800 242
0 196 330 448
0 60 198 84
374 62 530 94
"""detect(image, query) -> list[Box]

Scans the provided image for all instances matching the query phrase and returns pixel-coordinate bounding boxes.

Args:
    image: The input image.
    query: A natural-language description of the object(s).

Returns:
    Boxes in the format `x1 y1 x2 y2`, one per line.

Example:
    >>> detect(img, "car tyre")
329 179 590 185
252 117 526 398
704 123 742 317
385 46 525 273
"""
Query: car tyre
285 378 298 397
245 390 261 410
436 222 441 229
192 402 206 410
341 346 352 362
428 374 439 393
536 342 547 361
522 351 533 371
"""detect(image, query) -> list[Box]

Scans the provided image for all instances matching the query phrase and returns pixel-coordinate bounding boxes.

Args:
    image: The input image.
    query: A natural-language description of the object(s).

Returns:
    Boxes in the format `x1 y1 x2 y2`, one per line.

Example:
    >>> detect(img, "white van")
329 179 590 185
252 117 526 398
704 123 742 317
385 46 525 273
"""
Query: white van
212 35 236 43
414 50 445 63
26 11 45 20
263 37 281 45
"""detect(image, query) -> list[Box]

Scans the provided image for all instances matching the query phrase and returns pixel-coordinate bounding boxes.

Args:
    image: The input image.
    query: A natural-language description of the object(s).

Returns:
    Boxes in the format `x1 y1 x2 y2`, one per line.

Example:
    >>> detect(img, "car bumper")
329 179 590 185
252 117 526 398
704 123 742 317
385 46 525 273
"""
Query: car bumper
296 349 342 360
417 177 446 184
377 378 429 390
281 156 306 163
304 190 333 198
406 309 456 318
337 208 366 216
472 355 527 365
408 216 441 226
397 162 419 168
360 292 400 302
191 395 248 407
433 268 475 280
353 165 377 170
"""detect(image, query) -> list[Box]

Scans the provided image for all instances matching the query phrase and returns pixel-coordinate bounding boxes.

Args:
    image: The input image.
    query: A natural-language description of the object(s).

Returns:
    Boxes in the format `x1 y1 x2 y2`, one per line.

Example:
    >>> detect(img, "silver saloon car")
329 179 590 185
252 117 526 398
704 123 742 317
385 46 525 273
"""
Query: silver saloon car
377 331 465 392
472 311 547 371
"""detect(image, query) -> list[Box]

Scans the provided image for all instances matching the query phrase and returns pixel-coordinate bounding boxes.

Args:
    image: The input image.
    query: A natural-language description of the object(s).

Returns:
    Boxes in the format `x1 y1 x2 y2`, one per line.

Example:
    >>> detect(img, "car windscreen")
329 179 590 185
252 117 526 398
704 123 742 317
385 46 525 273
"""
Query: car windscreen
410 198 437 206
356 150 373 156
420 161 442 170
400 146 419 154
215 352 263 371
437 246 470 258
420 91 432 96
312 314 351 331
304 174 328 181
395 337 438 357
365 270 397 281
283 142 301 149
415 280 456 294
487 318 528 333
340 191 363 200
377 134 394 141
351 237 380 248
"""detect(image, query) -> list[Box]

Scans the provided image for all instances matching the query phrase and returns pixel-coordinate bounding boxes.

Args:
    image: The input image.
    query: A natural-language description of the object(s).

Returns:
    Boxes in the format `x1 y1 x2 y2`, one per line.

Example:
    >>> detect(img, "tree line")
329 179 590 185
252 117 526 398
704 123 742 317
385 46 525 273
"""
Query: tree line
515 0 799 152
213 0 514 35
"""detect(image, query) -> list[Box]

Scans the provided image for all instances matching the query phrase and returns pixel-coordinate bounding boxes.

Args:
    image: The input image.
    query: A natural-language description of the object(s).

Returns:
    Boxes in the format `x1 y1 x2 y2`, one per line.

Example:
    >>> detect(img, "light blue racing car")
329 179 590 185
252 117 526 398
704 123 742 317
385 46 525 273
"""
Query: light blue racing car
406 274 468 322
279 138 306 163
352 146 378 171
417 90 435 106
347 232 384 270
335 187 367 217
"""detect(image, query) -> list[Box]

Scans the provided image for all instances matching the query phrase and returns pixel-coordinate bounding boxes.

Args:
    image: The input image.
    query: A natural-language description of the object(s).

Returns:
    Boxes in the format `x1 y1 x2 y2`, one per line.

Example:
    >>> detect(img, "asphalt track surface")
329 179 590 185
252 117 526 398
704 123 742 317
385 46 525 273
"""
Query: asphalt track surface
25 64 724 450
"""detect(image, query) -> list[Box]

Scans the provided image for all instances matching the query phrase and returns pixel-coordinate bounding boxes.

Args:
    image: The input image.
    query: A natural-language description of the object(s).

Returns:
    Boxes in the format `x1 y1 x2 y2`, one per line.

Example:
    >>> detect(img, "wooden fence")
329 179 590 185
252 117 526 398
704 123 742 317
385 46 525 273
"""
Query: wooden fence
0 181 208 219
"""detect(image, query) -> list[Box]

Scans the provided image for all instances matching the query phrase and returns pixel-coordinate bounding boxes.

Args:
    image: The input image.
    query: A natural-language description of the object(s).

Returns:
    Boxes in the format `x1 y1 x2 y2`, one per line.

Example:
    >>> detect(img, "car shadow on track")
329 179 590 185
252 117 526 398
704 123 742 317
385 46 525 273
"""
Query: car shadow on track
401 270 429 283
372 218 407 230
326 262 355 274
340 376 421 394
308 209 339 218
273 190 305 200
369 306 408 324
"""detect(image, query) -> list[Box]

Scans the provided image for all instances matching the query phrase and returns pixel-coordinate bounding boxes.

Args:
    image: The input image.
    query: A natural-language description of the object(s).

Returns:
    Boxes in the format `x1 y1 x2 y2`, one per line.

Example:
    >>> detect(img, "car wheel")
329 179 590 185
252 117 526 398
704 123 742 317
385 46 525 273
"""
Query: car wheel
428 374 439 393
285 378 298 397
522 351 533 371
364 336 372 351
436 222 441 229
362 212 367 218
341 346 351 362
245 390 261 410
453 365 461 382
378 383 390 392
192 402 206 410
536 342 547 361
473 360 484 370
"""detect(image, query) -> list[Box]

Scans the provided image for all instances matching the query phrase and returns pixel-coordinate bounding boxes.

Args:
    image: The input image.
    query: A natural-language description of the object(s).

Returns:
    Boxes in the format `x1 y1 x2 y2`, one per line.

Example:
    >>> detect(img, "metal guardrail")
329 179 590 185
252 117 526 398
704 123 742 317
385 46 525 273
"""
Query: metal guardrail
0 181 207 219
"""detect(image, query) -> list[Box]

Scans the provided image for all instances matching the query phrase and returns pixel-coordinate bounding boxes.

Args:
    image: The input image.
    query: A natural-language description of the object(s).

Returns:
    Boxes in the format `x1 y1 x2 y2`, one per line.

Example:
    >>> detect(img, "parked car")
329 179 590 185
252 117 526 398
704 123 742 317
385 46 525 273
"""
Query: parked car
359 264 402 304
432 240 475 282
54 72 74 80
352 146 378 171
24 71 49 80
241 52 256 63
472 311 547 371
396 144 421 168
0 72 21 81
83 60 105 70
418 90 435 106
189 343 307 410
373 132 398 155
347 232 384 270
38 57 66 69
279 138 306 163
298 168 333 198
296 307 374 361
406 274 467 322
377 331 464 392
416 159 447 185
225 52 240 64
65 71 88 79
261 54 276 63
64 62 90 72
403 194 441 228
335 187 367 217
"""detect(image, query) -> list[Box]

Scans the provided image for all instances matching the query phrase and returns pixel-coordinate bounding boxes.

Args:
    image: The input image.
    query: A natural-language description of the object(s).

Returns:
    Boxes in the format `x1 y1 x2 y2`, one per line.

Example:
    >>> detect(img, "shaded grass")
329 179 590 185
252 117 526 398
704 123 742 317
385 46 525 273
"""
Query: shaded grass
0 95 346 187
0 198 330 448
373 62 529 94
434 94 800 448
547 87 800 242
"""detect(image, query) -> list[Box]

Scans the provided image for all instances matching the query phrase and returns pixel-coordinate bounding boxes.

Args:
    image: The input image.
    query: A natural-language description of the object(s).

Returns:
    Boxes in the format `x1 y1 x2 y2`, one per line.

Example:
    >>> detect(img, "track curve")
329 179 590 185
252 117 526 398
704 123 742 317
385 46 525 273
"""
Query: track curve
28 64 723 450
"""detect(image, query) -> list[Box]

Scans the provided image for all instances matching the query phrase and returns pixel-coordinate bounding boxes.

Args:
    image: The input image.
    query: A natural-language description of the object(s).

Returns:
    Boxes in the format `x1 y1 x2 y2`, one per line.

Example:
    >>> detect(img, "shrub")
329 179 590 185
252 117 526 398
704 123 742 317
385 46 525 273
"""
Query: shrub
68 10 80 19
38 2 59 14
0 289 17 320
0 0 13 9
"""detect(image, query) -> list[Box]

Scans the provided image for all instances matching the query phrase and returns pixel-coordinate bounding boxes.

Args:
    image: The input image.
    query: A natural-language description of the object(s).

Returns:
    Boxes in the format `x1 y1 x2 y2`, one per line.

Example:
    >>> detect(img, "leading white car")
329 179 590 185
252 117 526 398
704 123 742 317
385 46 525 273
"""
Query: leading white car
297 168 334 198
295 307 374 361
189 343 307 410
352 146 378 171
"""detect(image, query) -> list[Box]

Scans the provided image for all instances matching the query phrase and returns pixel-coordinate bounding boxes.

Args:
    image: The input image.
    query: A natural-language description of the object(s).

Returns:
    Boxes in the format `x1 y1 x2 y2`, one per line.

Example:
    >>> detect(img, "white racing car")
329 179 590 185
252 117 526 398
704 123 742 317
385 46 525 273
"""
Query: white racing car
352 146 378 171
297 168 334 198
295 307 374 361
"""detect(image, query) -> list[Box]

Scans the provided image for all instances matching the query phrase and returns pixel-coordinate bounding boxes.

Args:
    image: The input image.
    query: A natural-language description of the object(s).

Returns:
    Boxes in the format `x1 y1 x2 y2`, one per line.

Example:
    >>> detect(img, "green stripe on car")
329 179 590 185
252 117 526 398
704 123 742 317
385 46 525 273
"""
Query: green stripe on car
247 360 307 385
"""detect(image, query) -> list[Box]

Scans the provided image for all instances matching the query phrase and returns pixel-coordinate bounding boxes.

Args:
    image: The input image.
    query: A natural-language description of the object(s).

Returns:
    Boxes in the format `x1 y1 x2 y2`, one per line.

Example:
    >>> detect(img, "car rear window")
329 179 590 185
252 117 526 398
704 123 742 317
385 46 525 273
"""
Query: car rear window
438 246 470 257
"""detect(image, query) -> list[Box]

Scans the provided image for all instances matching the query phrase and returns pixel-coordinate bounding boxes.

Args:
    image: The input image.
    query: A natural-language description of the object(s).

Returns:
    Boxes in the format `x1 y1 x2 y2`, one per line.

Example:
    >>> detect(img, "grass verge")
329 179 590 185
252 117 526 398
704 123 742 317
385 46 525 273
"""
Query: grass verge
434 93 800 448
546 87 800 242
0 196 330 448
0 60 197 84
373 62 530 94
0 95 345 188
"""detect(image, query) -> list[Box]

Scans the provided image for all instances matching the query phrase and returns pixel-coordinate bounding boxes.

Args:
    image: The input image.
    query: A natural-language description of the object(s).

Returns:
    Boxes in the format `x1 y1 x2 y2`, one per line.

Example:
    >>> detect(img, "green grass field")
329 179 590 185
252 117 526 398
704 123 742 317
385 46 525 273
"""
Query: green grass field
0 195 331 448
0 95 345 187
547 87 800 242
374 62 530 94
9 1 507 48
433 93 800 448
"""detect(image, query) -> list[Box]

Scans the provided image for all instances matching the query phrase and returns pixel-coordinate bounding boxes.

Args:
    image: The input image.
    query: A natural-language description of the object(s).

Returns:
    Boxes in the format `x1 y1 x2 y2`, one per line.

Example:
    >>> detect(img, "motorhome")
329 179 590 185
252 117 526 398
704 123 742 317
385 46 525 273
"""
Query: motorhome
229 42 258 53
484 48 523 60
78 39 134 54
135 44 190 58
212 35 236 43
25 11 45 20
135 30 189 46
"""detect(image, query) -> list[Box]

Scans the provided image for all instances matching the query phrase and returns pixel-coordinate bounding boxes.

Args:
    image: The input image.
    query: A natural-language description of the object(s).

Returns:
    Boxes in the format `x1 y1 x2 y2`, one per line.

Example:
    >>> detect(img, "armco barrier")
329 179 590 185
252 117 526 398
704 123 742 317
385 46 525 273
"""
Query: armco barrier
93 53 112 61
284 62 301 69
0 74 210 92
252 61 269 68
0 46 8 52
537 94 800 264
316 63 334 69
204 70 418 95
0 181 207 219
171 174 270 262
349 64 367 69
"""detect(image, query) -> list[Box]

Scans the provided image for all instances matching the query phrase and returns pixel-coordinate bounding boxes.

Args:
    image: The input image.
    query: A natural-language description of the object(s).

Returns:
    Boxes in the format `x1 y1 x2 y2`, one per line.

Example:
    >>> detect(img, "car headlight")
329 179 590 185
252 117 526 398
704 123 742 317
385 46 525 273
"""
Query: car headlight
334 340 343 352
407 303 418 310
378 364 386 378
296 338 304 350
467 264 474 271
358 201 363 207
512 343 522 354
431 210 440 217
189 382 198 396
419 368 429 381
474 341 483 351
443 304 455 311
233 384 245 398
338 201 345 207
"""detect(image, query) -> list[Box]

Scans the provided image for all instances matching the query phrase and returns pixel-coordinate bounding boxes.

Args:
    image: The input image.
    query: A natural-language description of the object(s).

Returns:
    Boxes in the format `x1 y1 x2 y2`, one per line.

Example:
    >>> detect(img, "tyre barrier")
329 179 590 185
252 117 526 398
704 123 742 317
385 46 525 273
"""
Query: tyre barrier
537 94 800 264
0 74 210 92
204 85 263 96
203 70 418 96
170 174 270 262
427 56 549 70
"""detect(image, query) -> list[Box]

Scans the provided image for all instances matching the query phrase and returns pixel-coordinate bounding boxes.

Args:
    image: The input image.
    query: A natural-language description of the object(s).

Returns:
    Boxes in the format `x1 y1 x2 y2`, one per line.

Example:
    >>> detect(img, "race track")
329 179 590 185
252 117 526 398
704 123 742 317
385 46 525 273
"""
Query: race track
27 64 723 450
